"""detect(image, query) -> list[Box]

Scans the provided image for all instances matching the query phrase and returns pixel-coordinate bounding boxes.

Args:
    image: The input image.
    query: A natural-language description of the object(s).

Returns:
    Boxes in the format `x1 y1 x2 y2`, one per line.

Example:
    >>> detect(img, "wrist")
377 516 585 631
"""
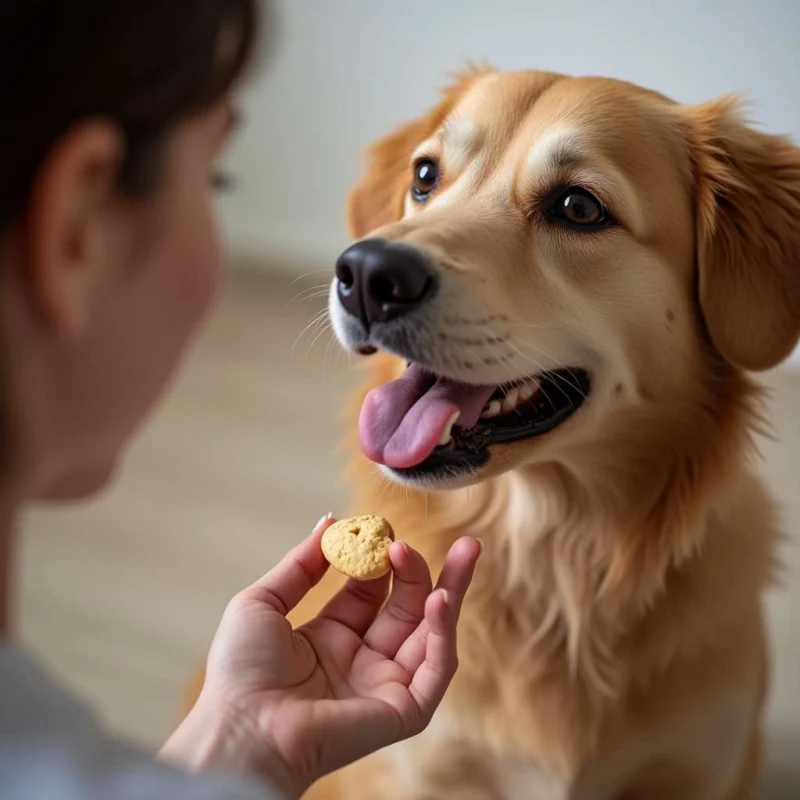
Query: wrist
160 696 300 799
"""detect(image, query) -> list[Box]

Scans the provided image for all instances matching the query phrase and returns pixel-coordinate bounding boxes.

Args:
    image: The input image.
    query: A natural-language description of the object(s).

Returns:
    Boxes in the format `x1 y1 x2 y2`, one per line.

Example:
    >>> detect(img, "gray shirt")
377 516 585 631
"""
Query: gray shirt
0 644 277 799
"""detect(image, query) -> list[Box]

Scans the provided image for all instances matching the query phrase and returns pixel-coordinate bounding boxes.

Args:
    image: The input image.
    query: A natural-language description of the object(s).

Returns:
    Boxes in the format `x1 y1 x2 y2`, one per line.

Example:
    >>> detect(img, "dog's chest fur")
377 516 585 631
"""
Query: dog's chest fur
345 464 773 800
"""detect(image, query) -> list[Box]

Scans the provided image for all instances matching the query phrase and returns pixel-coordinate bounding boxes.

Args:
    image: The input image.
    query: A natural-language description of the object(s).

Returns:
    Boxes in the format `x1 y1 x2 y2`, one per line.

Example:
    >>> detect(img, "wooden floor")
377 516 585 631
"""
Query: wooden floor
16 270 800 796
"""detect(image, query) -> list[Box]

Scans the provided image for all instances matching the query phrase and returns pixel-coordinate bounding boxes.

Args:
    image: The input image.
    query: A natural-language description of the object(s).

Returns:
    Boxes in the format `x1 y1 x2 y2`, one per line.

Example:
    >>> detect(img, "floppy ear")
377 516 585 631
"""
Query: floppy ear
346 68 491 240
682 98 800 371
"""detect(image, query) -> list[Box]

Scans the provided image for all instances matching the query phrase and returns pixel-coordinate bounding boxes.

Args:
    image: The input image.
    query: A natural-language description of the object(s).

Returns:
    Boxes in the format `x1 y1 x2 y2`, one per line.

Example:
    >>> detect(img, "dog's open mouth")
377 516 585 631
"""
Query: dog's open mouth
359 363 591 480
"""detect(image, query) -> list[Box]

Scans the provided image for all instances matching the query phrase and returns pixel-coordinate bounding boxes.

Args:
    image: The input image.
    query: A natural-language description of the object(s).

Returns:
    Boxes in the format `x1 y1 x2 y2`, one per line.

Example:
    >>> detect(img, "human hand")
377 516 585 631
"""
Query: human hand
162 516 481 798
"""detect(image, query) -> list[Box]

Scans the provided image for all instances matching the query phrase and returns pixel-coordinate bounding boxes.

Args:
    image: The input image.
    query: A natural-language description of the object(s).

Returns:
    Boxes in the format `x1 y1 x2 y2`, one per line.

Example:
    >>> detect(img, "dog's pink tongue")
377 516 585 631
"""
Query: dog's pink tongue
359 364 495 468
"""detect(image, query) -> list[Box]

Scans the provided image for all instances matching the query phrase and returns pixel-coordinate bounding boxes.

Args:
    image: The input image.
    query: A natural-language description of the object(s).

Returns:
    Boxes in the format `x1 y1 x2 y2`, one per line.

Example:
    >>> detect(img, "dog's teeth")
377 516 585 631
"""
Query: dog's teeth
519 379 539 402
480 400 502 419
501 387 520 414
480 380 540 420
438 411 460 446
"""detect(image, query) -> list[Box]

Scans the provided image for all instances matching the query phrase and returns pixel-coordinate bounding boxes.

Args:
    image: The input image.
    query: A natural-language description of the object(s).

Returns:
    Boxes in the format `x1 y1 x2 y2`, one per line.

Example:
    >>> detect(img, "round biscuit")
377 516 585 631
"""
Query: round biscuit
321 515 394 581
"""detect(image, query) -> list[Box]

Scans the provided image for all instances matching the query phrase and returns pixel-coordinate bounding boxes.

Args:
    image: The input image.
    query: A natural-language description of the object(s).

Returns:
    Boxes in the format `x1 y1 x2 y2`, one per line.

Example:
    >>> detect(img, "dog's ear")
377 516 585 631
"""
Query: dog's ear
682 98 800 371
346 68 491 240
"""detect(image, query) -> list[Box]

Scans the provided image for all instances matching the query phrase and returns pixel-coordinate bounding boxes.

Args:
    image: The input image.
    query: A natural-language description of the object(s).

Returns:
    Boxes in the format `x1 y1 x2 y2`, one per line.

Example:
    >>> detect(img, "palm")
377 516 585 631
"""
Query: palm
260 618 416 755
302 618 414 702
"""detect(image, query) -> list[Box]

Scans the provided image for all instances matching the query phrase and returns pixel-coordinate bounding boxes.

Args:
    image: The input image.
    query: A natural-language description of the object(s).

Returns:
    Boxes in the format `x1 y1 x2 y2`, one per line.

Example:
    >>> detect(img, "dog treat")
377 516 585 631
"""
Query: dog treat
321 515 394 580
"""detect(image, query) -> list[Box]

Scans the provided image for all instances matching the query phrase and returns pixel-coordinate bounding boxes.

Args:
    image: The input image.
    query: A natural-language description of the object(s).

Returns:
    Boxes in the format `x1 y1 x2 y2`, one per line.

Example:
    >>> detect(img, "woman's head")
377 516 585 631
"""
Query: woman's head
0 0 258 499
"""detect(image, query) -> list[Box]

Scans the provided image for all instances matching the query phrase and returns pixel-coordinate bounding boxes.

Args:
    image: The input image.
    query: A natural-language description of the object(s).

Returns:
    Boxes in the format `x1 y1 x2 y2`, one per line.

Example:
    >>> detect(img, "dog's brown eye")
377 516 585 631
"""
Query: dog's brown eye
546 187 611 230
412 158 439 202
562 191 601 224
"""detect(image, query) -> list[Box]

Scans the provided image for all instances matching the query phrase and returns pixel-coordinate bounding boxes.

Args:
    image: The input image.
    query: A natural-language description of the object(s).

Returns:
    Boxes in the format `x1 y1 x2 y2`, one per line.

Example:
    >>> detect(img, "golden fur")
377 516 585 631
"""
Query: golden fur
187 69 800 798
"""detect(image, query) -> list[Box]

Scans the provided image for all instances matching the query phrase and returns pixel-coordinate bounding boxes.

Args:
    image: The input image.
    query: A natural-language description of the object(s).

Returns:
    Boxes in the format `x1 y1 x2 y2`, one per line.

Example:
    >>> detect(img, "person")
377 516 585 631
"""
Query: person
0 2 482 798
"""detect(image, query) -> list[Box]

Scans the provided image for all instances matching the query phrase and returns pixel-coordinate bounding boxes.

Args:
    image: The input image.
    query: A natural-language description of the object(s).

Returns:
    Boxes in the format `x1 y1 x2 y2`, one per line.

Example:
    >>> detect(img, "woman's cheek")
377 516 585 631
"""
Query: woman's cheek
171 193 224 331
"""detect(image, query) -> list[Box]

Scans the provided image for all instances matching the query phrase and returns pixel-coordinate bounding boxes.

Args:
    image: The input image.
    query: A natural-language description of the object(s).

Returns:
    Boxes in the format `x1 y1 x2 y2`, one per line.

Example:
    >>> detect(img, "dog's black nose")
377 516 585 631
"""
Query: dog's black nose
335 239 435 326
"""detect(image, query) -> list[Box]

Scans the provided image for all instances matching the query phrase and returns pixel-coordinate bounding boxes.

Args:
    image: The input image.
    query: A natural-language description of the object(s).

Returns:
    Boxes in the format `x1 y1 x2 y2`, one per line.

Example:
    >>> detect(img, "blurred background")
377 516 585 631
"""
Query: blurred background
16 0 800 796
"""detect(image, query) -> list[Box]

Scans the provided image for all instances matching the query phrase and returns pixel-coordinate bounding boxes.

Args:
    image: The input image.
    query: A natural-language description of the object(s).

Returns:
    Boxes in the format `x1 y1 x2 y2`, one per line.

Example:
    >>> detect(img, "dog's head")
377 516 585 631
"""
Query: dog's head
330 69 800 490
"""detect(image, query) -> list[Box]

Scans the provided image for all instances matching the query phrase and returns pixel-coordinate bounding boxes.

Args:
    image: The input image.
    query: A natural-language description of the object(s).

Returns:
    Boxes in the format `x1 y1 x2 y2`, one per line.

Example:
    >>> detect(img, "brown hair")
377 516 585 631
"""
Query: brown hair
0 0 259 225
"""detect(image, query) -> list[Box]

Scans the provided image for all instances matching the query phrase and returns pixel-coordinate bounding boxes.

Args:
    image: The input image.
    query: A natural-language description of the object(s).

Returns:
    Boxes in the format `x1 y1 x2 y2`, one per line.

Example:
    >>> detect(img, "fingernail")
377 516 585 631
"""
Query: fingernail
476 538 484 556
390 541 409 567
438 588 451 608
313 512 334 532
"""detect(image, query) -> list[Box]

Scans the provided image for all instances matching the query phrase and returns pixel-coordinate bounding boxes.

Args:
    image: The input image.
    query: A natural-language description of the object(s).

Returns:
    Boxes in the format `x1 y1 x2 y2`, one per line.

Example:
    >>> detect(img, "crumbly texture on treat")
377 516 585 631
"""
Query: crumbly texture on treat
321 515 394 581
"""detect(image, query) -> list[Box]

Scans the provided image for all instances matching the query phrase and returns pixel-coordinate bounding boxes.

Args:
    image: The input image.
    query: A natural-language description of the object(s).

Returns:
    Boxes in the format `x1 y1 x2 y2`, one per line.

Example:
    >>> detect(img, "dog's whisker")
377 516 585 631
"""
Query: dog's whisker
297 287 332 301
370 468 396 505
474 335 575 410
284 283 331 309
511 342 587 401
304 318 333 362
478 328 587 402
324 330 339 373
504 345 566 408
292 308 330 353
499 331 590 402
495 326 589 394
286 269 333 289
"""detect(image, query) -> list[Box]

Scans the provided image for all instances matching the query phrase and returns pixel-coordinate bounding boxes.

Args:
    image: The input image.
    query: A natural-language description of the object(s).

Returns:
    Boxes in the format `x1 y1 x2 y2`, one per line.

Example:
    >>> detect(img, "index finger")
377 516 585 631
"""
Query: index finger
246 514 335 615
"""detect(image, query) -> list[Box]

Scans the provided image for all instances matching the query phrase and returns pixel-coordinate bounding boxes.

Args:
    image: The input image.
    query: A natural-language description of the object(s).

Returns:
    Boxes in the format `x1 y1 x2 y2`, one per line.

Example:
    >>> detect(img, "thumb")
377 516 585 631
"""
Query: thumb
245 514 336 615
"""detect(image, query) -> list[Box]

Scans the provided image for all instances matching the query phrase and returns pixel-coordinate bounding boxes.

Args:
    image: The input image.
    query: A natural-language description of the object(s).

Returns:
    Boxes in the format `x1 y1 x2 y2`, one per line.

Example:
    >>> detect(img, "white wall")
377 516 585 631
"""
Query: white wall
218 0 800 363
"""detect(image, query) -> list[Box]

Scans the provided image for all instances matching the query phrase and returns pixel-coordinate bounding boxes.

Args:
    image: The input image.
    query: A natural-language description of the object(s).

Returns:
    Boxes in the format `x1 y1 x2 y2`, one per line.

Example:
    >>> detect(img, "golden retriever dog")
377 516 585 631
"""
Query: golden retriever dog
189 68 800 798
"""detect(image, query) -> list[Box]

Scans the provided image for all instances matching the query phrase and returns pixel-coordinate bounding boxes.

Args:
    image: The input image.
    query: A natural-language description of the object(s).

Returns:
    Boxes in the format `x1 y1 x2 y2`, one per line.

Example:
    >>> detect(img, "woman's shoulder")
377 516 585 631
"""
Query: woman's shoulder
0 643 275 800
0 642 97 737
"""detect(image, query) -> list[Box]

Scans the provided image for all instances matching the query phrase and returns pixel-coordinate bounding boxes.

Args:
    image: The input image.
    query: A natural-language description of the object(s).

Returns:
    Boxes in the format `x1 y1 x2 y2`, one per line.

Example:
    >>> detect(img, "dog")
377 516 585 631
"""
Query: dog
189 67 800 798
